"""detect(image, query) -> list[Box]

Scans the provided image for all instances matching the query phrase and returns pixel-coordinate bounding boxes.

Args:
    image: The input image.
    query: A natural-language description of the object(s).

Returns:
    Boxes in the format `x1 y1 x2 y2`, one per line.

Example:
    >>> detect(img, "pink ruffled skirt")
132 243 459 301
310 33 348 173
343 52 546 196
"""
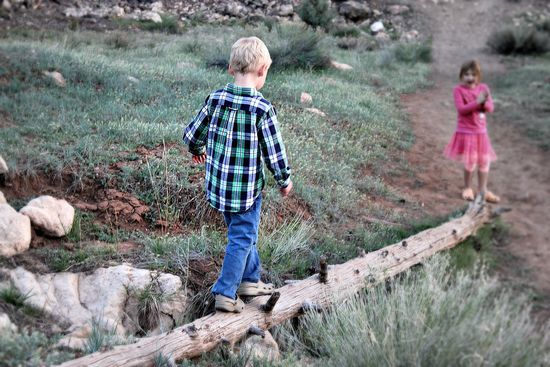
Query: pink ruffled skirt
444 132 497 172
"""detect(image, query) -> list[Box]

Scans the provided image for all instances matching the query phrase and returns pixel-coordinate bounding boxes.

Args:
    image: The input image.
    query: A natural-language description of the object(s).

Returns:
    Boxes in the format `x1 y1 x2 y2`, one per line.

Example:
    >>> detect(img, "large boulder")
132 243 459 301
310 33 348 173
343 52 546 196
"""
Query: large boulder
7 264 189 349
338 1 371 21
0 204 31 257
20 195 75 237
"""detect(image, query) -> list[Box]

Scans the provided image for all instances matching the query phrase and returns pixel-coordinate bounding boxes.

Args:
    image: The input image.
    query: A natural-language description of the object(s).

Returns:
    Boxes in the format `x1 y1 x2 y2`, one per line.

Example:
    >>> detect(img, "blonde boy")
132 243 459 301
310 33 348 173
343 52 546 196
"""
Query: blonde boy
183 37 292 312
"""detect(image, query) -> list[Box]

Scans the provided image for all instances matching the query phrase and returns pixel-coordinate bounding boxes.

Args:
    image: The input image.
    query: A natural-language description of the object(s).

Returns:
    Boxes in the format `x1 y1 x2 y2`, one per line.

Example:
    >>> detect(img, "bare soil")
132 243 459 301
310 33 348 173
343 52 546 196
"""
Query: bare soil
399 0 550 315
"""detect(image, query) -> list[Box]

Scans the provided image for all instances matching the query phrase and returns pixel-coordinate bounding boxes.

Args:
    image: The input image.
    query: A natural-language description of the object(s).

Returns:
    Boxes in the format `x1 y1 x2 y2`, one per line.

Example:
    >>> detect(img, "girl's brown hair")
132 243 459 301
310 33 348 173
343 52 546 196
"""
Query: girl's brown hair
459 60 482 82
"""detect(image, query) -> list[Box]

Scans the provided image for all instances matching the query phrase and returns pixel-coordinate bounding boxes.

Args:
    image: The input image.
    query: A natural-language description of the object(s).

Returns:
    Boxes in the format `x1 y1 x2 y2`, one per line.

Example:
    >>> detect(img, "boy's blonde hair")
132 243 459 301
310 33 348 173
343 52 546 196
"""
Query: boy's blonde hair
229 37 272 74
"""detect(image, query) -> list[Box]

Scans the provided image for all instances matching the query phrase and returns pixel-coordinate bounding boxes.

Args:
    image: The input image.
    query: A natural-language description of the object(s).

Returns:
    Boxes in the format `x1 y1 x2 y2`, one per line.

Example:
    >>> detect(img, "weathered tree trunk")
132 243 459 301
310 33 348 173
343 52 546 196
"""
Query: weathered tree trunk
57 199 497 367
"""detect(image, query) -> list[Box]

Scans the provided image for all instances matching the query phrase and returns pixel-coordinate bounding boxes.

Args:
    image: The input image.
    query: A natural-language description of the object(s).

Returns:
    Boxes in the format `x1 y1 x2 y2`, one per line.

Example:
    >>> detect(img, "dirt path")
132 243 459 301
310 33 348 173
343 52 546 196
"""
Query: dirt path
400 0 550 303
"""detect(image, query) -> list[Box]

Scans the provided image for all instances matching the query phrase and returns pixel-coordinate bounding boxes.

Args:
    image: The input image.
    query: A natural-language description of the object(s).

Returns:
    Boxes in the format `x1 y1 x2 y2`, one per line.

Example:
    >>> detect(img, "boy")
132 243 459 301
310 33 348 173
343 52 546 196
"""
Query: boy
183 37 292 313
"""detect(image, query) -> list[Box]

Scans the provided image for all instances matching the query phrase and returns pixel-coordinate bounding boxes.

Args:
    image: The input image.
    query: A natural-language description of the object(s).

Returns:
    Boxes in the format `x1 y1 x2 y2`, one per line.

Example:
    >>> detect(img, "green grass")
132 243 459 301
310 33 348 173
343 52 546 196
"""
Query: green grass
272 254 550 366
0 24 429 243
0 329 74 367
491 57 550 150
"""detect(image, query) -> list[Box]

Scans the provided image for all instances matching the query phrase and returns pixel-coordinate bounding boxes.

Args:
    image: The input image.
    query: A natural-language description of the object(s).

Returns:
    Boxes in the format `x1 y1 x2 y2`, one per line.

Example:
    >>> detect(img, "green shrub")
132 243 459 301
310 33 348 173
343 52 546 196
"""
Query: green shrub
104 32 131 49
270 27 331 70
0 286 29 308
330 25 361 38
393 41 432 63
140 15 181 34
296 0 334 30
488 27 549 55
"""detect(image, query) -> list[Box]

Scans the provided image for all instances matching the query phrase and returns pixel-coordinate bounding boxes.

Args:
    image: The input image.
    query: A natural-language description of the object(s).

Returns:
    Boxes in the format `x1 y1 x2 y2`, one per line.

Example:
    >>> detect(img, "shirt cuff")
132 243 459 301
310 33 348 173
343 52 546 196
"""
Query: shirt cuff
189 145 205 156
278 177 291 189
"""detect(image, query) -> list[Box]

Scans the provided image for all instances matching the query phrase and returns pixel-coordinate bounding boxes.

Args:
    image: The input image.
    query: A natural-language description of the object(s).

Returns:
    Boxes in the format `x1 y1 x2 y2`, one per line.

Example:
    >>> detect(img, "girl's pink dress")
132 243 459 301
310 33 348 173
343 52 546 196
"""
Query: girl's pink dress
444 83 497 170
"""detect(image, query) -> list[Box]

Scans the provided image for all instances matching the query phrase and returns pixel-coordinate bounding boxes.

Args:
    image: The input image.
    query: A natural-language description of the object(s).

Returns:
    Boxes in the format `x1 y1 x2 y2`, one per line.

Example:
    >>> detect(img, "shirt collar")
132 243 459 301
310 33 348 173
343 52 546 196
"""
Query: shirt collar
225 83 260 97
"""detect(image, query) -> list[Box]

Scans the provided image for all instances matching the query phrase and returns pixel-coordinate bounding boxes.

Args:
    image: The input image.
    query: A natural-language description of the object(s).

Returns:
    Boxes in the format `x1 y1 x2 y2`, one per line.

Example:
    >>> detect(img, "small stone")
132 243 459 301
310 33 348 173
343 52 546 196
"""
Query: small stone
141 10 162 23
2 0 11 11
0 155 7 174
20 196 75 237
127 76 140 84
278 4 293 16
370 21 385 33
387 5 410 15
63 6 92 19
149 1 164 13
43 71 66 87
330 60 353 70
305 107 327 117
242 330 280 363
300 92 313 105
375 31 391 43
338 1 371 21
401 30 419 42
111 5 125 18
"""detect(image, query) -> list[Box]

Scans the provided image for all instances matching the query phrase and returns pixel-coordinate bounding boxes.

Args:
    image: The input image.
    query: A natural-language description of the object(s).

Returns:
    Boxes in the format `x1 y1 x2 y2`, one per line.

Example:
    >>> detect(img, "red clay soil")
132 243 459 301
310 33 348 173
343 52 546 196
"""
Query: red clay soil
399 0 550 310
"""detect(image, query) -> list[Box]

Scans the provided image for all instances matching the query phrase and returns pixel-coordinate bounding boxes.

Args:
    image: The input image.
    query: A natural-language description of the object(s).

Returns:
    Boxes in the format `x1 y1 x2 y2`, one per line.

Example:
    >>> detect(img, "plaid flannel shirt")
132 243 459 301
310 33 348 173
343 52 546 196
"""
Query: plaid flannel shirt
183 83 291 213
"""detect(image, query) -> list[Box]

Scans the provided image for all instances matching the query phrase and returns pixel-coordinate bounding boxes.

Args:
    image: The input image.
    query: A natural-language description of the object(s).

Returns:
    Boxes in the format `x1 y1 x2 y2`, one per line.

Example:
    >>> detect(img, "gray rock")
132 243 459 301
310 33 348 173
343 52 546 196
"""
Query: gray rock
0 204 31 258
242 330 280 363
0 155 8 174
278 4 293 17
370 20 385 33
141 10 162 23
111 5 125 18
63 6 92 19
338 1 371 21
43 71 66 87
20 195 74 237
387 5 410 15
2 0 11 11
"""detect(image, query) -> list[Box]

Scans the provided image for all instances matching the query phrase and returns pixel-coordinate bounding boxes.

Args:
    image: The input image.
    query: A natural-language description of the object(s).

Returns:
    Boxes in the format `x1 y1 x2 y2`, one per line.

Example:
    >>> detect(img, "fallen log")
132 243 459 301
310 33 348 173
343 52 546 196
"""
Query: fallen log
58 197 499 367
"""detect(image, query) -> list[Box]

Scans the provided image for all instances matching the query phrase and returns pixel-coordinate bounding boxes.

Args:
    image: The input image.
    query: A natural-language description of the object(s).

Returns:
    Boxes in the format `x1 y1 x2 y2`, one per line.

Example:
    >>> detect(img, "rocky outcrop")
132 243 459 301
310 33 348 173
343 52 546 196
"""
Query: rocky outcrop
0 204 32 258
7 264 189 349
0 312 18 333
20 195 74 237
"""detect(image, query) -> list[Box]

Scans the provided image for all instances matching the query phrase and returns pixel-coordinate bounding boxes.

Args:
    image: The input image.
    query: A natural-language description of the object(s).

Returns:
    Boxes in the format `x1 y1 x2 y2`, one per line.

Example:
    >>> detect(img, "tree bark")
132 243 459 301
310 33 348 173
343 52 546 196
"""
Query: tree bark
57 199 495 367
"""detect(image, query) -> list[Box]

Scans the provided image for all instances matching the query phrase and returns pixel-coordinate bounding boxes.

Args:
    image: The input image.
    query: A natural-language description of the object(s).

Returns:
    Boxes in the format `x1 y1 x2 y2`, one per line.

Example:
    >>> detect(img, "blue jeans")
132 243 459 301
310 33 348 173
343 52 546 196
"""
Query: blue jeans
212 195 262 299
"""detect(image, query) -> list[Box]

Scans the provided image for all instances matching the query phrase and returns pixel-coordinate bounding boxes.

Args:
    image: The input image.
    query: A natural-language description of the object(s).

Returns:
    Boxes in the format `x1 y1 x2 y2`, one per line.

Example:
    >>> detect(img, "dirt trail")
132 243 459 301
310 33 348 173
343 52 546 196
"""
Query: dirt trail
401 0 550 299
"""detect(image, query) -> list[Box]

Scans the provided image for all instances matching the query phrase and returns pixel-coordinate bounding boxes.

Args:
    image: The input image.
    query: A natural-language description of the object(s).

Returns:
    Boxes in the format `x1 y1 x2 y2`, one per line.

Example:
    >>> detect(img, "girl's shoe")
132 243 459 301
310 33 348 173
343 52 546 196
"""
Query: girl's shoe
237 281 274 297
215 294 245 313
462 188 475 201
484 191 500 203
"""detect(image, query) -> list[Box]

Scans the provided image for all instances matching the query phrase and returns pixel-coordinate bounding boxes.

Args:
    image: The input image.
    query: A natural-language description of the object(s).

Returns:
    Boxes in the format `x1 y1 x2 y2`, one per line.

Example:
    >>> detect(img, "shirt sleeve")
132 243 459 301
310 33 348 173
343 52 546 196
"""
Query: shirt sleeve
257 106 292 188
481 85 494 113
454 87 482 115
183 96 210 156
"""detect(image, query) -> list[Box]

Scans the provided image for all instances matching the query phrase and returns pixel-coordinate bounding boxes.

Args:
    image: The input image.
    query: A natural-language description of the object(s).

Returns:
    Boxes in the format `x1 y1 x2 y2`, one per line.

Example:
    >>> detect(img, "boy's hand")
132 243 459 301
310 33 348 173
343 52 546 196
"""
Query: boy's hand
192 153 206 164
477 91 487 104
280 180 293 197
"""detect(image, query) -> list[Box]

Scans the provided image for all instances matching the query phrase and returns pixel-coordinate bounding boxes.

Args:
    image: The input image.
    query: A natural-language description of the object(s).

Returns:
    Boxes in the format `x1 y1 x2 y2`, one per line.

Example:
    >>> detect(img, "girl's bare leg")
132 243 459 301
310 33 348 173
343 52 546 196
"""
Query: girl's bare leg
478 170 489 194
464 169 474 190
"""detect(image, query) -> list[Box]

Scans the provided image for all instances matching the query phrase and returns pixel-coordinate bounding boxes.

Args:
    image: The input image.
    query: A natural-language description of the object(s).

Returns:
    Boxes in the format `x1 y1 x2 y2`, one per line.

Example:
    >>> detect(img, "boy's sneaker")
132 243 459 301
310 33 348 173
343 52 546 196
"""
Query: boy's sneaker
237 281 274 297
215 294 245 313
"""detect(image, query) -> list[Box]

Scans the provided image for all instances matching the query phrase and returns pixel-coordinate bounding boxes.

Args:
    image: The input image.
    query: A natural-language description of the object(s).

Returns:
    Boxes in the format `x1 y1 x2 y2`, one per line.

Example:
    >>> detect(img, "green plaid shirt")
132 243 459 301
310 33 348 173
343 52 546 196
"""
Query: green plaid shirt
183 83 291 212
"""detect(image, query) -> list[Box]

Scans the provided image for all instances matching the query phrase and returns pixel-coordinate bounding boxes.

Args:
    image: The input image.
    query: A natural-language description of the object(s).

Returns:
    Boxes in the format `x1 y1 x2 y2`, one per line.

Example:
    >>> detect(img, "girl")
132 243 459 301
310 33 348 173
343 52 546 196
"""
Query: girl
444 60 500 203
